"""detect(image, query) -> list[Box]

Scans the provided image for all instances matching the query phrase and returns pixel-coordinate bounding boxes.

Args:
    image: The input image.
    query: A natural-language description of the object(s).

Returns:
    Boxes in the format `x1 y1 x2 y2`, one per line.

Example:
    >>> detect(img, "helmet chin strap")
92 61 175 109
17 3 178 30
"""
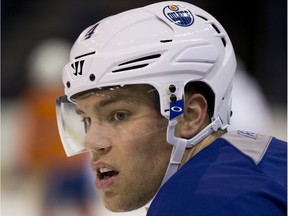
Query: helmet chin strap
161 116 222 186
145 116 223 210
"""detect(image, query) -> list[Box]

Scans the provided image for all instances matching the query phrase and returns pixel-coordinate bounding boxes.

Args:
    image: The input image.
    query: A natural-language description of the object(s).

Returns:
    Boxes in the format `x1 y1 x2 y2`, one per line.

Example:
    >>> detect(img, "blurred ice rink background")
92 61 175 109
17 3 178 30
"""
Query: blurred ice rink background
1 0 287 216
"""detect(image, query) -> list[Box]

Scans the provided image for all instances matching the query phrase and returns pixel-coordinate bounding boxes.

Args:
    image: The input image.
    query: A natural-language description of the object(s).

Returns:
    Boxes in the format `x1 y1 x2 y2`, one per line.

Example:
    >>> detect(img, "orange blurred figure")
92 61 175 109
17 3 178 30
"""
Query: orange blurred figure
18 38 97 216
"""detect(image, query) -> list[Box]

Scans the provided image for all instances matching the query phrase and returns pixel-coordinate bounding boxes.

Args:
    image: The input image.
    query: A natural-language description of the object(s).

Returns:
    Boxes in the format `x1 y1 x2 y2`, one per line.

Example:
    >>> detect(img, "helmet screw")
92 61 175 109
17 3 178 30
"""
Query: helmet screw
170 94 177 102
89 74 95 81
169 84 176 93
66 81 71 88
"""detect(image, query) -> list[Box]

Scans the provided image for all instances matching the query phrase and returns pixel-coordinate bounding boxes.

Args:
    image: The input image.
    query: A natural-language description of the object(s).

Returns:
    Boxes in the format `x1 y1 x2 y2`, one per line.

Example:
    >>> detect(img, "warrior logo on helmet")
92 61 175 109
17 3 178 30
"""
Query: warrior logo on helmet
163 5 194 27
71 60 85 76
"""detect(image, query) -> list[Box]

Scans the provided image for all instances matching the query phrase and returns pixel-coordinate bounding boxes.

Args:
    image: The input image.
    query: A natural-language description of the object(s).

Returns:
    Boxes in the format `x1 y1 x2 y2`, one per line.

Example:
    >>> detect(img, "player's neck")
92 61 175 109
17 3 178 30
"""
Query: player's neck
179 130 226 169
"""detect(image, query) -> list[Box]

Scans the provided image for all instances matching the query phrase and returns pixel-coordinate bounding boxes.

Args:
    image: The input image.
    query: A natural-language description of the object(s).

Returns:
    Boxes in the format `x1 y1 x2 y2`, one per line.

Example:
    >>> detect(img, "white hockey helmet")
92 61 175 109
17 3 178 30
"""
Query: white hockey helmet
56 1 236 160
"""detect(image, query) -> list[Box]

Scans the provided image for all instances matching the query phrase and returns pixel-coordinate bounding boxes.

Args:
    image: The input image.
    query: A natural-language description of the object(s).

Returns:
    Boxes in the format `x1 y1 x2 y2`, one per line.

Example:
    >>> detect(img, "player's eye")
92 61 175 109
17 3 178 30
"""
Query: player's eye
113 112 128 121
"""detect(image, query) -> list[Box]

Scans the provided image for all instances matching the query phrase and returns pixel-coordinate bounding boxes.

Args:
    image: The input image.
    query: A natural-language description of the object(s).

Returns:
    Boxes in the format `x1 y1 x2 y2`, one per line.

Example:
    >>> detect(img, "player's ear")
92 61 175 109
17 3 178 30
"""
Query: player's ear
178 93 209 139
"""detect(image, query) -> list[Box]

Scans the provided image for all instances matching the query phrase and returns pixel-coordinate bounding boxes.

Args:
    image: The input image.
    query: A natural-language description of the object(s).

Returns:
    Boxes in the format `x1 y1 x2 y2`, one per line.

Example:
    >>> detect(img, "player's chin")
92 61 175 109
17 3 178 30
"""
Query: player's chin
102 192 146 212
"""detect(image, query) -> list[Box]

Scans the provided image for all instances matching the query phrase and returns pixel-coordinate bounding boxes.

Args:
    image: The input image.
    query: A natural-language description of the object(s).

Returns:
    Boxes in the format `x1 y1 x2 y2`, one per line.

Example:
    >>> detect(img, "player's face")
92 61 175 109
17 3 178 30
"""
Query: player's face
75 85 172 212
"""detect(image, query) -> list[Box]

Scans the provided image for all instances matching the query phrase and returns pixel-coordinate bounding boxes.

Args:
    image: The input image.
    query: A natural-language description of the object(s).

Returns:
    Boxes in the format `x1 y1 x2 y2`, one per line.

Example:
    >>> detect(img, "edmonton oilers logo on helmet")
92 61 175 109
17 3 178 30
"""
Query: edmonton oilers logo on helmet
163 5 194 27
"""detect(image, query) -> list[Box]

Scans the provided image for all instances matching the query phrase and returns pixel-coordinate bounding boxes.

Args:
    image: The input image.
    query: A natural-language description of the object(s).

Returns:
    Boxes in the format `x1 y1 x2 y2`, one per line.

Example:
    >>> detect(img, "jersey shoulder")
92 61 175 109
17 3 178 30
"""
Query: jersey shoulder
147 131 287 216
222 130 287 187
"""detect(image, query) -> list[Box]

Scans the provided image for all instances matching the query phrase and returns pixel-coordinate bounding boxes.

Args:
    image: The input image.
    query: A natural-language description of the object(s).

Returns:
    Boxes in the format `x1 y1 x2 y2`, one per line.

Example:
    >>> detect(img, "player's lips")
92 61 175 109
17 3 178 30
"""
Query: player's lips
91 162 119 190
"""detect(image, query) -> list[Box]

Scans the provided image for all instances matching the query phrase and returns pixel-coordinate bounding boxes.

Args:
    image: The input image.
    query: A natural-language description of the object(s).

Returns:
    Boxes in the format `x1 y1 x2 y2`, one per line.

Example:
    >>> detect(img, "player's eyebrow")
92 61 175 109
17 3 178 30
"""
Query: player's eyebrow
98 94 136 107
75 94 137 115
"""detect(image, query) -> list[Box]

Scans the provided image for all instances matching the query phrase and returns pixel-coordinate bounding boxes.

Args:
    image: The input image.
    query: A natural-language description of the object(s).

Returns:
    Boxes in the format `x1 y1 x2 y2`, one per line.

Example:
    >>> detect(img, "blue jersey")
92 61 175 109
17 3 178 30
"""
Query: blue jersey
147 131 287 216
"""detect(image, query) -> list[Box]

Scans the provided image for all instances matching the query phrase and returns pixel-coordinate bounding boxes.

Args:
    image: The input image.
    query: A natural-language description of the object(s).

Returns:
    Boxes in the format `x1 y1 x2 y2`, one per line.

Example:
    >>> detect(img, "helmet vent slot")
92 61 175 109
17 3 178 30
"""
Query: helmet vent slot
211 24 226 47
195 15 208 21
211 24 220 33
196 15 227 48
112 54 161 73
112 64 149 73
75 51 96 59
118 54 161 66
220 38 226 47
160 39 173 43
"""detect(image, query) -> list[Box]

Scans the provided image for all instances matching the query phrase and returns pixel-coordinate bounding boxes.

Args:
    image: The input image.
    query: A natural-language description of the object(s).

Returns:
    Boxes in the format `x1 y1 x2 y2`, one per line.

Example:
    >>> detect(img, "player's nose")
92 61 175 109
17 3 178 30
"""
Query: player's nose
84 122 113 157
